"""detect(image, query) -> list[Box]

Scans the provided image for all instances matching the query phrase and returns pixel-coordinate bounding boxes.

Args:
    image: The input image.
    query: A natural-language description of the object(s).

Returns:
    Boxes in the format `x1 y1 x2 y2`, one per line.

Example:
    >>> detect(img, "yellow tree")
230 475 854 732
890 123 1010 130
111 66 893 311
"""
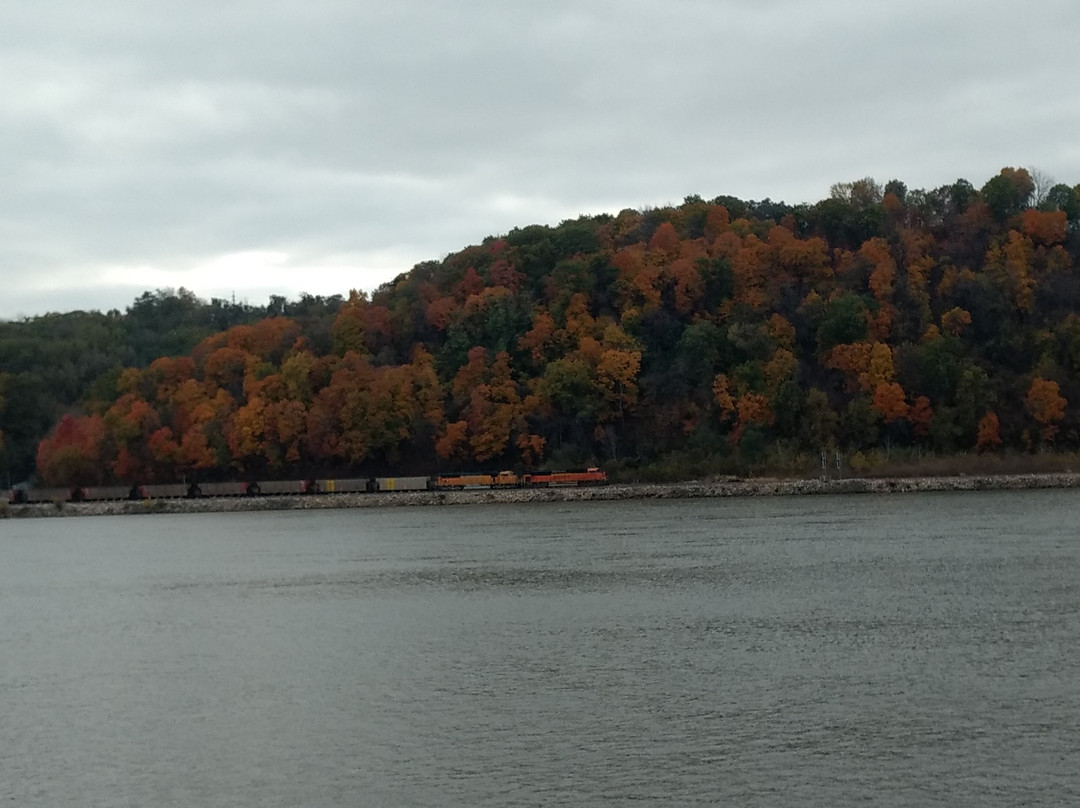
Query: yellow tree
986 231 1036 315
228 395 269 470
279 350 319 405
406 346 447 436
712 373 736 421
902 230 934 332
330 290 371 355
825 341 895 393
766 314 797 352
597 349 641 420
463 352 523 463
763 349 798 396
307 352 433 467
595 323 643 423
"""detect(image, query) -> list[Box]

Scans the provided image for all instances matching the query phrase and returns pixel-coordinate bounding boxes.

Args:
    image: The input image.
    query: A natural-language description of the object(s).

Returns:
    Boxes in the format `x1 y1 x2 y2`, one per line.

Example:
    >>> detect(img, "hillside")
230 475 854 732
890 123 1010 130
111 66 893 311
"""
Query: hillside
8 168 1080 487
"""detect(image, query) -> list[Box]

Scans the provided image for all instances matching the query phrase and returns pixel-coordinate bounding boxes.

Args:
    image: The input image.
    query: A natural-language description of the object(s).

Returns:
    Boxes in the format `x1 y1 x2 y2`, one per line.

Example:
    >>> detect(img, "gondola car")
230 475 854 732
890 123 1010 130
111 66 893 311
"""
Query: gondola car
372 476 434 492
309 478 372 494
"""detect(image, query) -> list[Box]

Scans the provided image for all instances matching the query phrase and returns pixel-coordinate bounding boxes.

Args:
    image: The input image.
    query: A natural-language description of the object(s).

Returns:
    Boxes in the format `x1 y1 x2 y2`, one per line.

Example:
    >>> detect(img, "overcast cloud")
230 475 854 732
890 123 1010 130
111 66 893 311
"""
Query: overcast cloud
2 0 1079 318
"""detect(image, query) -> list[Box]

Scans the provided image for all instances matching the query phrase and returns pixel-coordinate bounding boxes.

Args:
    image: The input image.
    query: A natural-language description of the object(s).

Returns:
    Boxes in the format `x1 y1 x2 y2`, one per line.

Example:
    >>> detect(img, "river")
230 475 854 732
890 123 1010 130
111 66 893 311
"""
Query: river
1 490 1078 806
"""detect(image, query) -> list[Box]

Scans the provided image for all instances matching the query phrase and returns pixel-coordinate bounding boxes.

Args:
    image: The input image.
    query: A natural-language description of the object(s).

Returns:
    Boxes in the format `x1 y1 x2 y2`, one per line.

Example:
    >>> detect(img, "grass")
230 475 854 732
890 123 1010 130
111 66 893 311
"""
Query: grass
607 447 1080 484
845 449 1080 478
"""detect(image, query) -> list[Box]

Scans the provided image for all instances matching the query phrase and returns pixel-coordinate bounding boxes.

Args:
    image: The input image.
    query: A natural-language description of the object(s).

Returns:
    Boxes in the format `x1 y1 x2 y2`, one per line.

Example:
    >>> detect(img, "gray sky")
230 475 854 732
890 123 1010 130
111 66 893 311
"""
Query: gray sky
2 0 1079 319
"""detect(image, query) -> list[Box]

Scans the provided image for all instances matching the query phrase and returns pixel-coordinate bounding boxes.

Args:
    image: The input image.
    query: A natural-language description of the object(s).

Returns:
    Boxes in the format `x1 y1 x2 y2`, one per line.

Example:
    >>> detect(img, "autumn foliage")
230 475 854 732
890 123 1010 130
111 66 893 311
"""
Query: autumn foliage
26 167 1080 484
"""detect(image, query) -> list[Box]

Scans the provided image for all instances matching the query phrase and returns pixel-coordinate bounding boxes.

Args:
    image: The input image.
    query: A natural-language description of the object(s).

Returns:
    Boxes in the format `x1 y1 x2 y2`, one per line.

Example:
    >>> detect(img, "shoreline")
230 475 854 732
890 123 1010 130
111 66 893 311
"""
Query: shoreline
4 472 1080 518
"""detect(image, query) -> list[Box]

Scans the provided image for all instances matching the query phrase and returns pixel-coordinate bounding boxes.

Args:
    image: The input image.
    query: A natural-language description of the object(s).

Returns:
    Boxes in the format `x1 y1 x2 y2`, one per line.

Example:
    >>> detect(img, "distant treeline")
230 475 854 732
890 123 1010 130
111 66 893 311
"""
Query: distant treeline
6 167 1080 487
0 291 345 483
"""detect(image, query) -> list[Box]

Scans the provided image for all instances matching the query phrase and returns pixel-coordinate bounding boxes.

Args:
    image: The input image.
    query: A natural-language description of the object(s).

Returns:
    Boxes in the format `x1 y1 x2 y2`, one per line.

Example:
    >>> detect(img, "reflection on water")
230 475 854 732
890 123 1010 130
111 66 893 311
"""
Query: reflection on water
2 491 1079 806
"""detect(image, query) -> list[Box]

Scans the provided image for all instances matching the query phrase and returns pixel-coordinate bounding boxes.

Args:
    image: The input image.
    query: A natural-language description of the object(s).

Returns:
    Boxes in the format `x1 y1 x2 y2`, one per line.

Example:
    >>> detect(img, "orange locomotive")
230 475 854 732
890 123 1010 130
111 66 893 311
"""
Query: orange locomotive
434 470 522 489
435 467 608 489
521 468 608 487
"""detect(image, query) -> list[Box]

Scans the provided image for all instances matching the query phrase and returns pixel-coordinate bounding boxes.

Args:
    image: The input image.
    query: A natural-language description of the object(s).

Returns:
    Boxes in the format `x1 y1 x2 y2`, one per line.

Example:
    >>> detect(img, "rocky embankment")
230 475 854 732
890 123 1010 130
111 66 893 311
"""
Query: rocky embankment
4 473 1080 518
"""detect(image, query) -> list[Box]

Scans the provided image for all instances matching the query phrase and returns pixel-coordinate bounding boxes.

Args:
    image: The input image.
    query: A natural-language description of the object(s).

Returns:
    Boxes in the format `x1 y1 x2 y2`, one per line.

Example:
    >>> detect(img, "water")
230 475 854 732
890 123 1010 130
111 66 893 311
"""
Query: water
2 490 1078 806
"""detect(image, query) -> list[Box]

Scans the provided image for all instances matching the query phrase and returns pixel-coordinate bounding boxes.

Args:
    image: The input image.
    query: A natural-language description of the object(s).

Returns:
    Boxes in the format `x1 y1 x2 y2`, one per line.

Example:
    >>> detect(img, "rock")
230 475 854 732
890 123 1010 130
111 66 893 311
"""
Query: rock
5 473 1080 518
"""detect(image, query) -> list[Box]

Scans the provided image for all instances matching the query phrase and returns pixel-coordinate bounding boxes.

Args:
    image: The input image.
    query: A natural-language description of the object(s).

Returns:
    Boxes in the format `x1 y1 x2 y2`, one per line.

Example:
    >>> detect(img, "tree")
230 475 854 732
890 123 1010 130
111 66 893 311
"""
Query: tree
1020 209 1067 245
304 351 443 468
330 290 371 356
228 395 270 472
731 392 773 446
801 388 837 450
226 317 303 364
170 381 233 473
825 341 895 393
15 169 1080 475
36 414 107 486
712 374 736 421
940 307 972 337
1026 377 1066 445
202 346 253 400
596 348 641 422
103 394 165 482
976 411 1002 452
872 382 909 423
985 231 1036 314
435 420 469 463
981 167 1034 221
908 396 933 440
648 221 681 259
537 358 599 437
816 293 869 351
861 238 896 303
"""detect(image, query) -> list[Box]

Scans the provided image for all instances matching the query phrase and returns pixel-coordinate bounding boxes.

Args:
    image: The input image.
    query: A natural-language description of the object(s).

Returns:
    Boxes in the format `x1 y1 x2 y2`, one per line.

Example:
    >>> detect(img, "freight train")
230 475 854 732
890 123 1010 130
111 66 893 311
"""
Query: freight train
5 468 608 504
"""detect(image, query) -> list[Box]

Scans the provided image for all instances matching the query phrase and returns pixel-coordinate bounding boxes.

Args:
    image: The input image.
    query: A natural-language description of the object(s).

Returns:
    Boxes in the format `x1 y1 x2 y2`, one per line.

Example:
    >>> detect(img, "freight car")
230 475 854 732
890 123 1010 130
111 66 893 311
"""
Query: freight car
5 468 607 505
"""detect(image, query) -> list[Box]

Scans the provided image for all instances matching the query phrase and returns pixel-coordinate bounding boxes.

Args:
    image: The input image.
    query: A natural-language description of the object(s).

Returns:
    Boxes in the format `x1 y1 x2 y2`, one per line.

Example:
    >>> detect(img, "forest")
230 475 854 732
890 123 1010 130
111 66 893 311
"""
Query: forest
4 167 1080 488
